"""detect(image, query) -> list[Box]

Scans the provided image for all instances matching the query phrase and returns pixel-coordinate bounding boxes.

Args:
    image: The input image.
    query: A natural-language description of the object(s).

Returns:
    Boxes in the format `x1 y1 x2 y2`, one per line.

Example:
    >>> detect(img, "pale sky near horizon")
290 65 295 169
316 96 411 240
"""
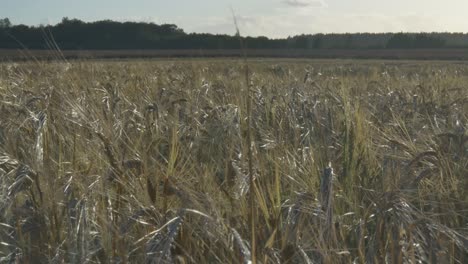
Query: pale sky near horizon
1 0 467 38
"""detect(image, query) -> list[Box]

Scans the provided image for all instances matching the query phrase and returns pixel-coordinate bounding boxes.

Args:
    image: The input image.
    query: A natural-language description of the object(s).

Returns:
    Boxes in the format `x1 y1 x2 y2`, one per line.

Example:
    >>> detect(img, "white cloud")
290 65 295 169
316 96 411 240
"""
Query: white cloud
282 0 326 8
168 8 467 38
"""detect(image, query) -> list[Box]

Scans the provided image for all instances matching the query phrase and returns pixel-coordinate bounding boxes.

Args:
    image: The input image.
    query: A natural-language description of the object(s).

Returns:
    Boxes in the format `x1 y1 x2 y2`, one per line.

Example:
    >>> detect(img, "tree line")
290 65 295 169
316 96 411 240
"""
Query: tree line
1 17 467 50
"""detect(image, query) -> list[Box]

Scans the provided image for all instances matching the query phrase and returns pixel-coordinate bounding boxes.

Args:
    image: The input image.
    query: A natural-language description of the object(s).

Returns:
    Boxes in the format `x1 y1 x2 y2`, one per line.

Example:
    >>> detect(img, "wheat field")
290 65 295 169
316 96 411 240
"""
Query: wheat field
0 59 467 263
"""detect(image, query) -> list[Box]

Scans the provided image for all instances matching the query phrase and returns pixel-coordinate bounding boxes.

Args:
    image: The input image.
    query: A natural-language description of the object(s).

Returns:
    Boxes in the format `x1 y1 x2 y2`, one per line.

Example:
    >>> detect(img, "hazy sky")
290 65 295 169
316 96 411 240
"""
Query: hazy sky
2 0 467 38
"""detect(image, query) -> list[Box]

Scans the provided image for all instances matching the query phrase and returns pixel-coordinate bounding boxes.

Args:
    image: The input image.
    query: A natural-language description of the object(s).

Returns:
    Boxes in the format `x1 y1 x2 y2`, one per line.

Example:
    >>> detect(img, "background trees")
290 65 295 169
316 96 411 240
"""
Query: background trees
0 17 466 50
0 18 11 28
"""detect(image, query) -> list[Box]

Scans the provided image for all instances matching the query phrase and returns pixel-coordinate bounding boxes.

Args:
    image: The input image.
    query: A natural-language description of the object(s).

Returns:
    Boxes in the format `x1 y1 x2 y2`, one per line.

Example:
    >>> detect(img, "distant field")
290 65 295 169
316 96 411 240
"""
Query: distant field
1 48 468 60
0 59 467 263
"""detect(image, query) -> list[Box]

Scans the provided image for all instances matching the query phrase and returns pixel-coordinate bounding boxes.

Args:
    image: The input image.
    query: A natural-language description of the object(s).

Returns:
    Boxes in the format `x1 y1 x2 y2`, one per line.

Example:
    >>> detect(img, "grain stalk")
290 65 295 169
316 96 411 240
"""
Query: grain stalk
232 10 256 263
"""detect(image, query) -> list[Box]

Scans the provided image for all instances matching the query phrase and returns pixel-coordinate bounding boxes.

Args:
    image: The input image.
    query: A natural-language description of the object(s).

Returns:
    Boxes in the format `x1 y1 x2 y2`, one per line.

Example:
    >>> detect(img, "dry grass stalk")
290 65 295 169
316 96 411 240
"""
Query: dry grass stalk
0 59 466 263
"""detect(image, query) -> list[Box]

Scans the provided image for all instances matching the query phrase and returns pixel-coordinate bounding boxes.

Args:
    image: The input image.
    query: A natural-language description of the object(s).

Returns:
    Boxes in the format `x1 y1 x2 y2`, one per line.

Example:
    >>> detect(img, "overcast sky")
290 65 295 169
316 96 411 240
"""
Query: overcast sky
2 0 467 38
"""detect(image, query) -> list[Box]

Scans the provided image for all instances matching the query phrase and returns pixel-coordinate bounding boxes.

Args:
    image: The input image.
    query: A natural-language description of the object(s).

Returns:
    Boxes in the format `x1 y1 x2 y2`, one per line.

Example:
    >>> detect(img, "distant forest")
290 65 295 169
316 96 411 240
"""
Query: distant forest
1 17 468 50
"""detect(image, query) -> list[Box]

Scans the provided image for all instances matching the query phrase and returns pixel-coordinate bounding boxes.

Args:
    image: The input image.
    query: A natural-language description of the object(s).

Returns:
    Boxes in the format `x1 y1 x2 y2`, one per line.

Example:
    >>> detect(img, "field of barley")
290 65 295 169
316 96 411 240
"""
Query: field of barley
0 59 467 263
